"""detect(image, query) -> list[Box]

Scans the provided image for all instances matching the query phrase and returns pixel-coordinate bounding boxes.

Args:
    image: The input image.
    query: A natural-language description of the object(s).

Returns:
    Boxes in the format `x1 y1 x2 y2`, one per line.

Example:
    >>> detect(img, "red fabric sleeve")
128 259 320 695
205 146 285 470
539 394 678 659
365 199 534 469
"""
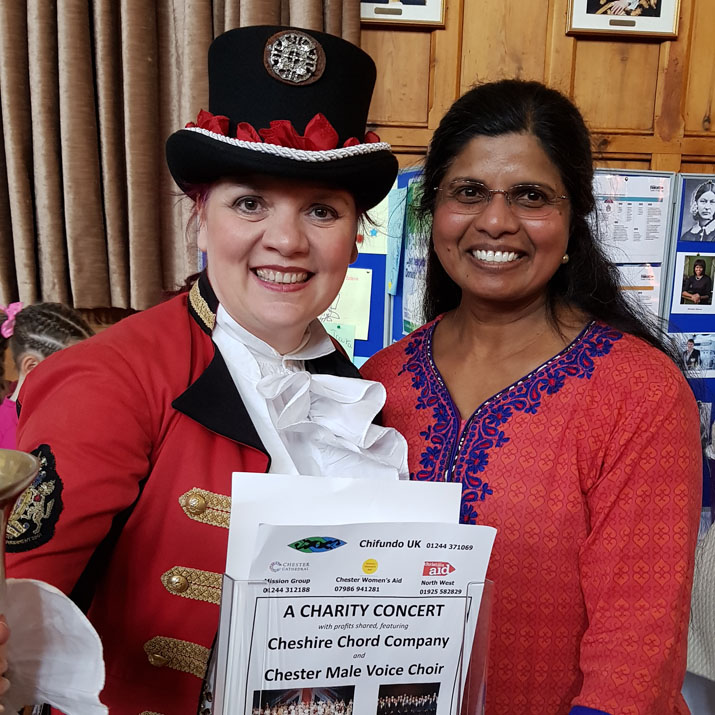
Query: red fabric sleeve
6 339 154 595
573 361 701 715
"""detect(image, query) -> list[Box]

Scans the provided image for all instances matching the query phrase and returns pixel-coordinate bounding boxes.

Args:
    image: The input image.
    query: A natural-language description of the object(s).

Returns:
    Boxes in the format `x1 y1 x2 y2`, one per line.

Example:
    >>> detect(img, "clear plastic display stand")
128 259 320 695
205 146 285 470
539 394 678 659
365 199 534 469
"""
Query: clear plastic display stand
209 577 494 715
458 581 494 715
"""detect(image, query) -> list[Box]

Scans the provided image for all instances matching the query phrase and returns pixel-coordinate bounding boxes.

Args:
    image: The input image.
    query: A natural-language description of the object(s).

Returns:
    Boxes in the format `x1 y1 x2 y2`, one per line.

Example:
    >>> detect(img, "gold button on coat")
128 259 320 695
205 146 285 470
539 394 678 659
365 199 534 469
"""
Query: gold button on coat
148 653 168 667
186 494 207 515
167 573 190 593
144 636 211 679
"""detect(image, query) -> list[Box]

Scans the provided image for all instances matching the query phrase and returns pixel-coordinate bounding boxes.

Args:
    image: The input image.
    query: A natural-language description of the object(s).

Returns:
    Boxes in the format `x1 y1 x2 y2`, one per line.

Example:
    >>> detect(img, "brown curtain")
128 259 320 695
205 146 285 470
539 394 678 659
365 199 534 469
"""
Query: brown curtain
0 0 360 310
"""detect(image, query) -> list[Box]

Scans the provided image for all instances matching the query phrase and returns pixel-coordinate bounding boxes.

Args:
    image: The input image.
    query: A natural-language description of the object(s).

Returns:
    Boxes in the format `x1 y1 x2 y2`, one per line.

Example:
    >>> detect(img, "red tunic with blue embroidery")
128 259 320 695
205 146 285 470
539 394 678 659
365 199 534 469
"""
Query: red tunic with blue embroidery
362 319 701 715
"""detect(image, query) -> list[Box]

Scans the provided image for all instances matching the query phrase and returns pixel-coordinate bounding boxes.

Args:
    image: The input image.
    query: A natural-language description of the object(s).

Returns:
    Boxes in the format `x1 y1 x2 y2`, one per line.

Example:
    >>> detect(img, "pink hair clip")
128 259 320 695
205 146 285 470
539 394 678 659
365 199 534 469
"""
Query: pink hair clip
0 302 23 338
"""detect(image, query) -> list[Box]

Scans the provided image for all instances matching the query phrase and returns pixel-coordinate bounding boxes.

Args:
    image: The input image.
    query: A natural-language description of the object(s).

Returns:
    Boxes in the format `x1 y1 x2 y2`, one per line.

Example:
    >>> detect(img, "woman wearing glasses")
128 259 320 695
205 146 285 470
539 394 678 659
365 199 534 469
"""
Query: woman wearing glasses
363 80 700 715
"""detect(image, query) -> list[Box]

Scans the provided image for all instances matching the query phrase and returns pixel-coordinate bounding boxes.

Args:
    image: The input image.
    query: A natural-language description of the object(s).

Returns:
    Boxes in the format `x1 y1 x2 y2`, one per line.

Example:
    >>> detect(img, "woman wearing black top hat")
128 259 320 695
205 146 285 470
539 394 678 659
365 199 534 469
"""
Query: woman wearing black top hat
5 26 405 714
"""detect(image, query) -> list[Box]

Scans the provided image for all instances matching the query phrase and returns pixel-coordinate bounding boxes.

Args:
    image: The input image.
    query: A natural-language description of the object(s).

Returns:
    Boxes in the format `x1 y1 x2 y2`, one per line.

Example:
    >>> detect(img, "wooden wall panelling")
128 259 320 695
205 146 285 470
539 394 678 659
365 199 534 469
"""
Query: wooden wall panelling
427 0 463 130
362 28 432 126
681 162 715 175
544 0 576 94
653 0 691 144
397 154 425 170
572 39 660 132
595 159 652 170
364 0 715 173
460 1 549 92
649 0 695 172
683 1 715 135
649 154 681 172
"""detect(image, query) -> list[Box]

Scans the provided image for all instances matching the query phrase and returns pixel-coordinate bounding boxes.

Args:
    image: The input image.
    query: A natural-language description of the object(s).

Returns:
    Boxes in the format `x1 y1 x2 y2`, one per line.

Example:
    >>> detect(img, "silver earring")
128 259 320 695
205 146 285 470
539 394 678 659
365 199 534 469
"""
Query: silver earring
561 254 569 264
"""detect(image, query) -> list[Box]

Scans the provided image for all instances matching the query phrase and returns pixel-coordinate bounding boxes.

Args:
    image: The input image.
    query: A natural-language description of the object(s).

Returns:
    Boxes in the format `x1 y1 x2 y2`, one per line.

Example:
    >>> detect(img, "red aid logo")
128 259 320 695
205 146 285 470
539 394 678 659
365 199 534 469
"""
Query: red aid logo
422 561 456 576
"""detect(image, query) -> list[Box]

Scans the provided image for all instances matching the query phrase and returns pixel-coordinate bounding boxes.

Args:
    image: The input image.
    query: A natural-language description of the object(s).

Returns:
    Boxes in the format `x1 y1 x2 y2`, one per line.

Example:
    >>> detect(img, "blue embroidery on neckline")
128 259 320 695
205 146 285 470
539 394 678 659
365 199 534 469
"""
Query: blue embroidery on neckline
398 320 623 524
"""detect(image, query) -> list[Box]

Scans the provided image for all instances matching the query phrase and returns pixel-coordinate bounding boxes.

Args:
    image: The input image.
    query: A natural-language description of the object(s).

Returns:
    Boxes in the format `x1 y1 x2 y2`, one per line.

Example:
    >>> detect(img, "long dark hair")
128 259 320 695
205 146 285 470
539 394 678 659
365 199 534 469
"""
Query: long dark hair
418 79 679 362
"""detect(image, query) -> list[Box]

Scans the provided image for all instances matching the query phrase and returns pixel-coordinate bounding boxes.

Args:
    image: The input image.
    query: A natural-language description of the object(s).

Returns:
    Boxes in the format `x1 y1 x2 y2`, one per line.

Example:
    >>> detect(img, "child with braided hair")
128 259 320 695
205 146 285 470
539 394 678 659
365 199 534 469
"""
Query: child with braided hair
0 302 94 449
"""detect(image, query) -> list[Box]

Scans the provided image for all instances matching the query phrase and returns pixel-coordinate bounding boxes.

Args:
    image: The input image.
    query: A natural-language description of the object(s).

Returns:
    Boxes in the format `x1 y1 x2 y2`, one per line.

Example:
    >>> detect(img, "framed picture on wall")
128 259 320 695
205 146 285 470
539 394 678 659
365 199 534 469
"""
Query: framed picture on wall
360 0 445 28
567 0 680 38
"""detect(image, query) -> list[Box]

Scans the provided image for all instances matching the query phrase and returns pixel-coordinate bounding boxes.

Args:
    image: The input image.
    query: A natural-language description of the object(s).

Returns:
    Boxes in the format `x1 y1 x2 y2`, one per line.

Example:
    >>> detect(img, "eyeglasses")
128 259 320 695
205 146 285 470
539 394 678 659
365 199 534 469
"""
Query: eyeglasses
435 180 569 219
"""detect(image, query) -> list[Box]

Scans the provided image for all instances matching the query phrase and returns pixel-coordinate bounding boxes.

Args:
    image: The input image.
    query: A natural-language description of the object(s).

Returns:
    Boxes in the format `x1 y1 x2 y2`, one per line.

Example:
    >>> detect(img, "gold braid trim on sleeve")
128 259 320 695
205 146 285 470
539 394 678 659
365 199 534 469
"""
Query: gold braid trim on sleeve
179 487 231 529
143 636 210 679
189 280 216 331
161 566 223 605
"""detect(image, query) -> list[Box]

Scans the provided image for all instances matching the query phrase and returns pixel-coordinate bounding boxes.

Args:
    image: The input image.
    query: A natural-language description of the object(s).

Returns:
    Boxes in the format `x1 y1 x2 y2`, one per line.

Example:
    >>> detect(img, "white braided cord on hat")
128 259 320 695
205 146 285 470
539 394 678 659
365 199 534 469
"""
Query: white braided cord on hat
184 126 392 161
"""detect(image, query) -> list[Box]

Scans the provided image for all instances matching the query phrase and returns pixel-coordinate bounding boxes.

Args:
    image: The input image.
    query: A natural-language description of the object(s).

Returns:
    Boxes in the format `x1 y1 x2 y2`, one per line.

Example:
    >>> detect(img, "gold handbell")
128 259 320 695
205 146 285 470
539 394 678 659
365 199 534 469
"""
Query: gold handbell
0 450 39 505
0 449 40 604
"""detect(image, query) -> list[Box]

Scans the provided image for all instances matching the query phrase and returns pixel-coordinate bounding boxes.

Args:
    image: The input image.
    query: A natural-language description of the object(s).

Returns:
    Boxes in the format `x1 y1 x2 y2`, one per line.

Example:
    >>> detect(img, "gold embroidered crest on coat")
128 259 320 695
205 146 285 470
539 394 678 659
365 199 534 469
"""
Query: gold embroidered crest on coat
6 444 64 552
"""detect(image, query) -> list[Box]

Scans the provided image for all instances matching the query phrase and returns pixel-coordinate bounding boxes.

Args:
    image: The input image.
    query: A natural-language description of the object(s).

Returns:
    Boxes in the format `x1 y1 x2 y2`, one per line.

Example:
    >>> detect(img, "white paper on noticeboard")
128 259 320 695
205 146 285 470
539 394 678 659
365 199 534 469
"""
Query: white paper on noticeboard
322 321 356 361
226 474 463 580
592 172 672 264
616 263 661 318
359 192 389 254
387 185 408 295
320 267 372 340
402 178 428 333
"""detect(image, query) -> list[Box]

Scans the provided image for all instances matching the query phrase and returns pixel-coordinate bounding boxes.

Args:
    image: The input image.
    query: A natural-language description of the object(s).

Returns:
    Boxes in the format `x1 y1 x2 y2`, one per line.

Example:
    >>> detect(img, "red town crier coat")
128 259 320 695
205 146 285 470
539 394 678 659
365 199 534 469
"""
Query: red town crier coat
6 272 361 715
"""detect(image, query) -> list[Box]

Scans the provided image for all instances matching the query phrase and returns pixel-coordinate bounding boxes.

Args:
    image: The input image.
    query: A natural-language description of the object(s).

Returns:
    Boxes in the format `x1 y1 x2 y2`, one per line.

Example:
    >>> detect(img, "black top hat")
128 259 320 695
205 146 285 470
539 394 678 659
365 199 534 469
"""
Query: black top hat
166 26 398 210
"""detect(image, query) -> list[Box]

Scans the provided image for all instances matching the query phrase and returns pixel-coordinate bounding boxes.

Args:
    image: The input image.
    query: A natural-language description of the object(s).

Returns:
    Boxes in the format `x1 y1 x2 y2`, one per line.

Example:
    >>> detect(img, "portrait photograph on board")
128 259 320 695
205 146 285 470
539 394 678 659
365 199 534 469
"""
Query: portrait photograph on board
677 176 715 243
672 333 715 373
672 253 715 314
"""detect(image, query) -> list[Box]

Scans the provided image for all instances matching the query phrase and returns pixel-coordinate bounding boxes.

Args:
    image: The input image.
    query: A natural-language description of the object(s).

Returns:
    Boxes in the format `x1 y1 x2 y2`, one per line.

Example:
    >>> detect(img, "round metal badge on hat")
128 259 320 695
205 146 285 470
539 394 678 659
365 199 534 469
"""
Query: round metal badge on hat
263 30 326 85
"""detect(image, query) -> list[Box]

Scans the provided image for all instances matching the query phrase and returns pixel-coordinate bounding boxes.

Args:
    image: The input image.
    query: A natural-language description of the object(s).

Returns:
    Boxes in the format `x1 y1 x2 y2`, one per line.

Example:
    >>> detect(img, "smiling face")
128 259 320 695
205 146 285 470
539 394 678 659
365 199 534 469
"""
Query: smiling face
694 263 705 277
431 132 570 315
696 190 715 223
197 175 358 353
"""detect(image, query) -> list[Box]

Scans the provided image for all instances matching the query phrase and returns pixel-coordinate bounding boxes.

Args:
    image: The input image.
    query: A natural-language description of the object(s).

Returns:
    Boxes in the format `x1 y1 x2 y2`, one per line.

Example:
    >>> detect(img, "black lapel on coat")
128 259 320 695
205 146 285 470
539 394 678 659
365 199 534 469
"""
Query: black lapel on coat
172 344 269 457
173 271 269 459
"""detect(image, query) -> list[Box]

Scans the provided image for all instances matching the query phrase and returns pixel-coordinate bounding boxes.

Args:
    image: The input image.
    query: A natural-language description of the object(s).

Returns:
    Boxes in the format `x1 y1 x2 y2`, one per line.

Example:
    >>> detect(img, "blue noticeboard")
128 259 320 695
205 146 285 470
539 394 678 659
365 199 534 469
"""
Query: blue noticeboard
662 173 715 508
390 166 423 345
351 251 387 363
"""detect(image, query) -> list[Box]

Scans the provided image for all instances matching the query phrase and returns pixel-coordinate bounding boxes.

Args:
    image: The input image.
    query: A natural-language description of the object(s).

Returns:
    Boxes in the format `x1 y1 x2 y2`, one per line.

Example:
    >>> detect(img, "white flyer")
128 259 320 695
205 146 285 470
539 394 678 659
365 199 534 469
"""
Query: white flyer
402 178 428 334
227 474 463 580
215 521 496 715
616 263 661 318
320 267 372 340
593 172 672 263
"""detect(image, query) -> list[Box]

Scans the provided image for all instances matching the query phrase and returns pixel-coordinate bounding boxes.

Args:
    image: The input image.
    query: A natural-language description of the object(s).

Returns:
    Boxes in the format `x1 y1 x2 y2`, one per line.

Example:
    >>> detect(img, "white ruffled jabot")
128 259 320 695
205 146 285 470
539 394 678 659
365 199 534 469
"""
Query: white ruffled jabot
256 370 408 480
212 307 408 481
